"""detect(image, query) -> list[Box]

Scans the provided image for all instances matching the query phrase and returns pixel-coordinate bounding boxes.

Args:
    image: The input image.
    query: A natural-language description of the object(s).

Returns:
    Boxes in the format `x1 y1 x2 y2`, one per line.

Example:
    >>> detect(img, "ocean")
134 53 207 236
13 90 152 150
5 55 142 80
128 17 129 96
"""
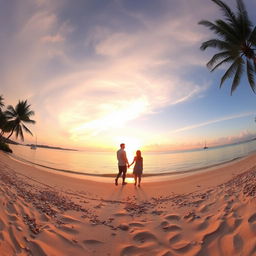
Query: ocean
8 140 256 178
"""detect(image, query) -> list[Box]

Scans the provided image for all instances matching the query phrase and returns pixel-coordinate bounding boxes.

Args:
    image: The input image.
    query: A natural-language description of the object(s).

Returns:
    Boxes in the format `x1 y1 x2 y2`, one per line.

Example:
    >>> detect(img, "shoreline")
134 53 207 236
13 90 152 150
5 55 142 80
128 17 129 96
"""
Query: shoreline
8 149 252 182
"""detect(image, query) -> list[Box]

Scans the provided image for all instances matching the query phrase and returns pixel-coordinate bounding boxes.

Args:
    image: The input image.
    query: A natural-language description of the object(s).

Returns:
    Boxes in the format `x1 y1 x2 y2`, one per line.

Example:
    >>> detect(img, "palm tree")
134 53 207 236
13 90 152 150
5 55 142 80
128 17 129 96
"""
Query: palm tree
199 0 256 94
4 100 36 141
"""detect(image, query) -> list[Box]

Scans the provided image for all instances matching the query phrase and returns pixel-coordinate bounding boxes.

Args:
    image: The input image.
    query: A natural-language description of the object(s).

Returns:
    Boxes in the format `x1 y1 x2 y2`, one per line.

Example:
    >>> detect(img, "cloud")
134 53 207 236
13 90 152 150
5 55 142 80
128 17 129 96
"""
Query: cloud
0 0 224 146
41 33 64 43
211 130 256 146
171 112 255 133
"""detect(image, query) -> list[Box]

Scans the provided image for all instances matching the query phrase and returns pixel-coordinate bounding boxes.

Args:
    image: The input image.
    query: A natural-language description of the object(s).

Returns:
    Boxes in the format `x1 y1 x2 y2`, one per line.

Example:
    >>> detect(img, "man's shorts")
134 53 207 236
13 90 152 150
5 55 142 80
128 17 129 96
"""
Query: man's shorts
118 165 127 174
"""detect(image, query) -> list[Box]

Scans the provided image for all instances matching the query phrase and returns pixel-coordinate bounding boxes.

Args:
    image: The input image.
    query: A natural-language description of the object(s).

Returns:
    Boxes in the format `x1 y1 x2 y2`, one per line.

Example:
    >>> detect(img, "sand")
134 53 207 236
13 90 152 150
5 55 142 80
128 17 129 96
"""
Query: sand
0 151 255 256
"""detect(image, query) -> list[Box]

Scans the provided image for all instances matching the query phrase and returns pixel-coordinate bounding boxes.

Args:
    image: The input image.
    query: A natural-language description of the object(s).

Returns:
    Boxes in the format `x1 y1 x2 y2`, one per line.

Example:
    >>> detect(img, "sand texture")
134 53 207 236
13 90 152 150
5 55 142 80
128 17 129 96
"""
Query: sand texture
0 151 255 256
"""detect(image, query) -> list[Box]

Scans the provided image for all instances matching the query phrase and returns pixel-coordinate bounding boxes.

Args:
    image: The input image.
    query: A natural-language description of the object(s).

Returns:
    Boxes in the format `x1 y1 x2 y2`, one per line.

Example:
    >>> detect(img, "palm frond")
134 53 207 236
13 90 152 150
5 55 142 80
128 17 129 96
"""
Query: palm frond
22 124 33 136
200 39 230 51
220 57 242 87
236 0 251 27
198 20 219 30
231 58 244 94
211 0 238 24
210 56 234 72
6 105 16 114
246 60 255 93
15 125 24 141
23 119 36 124
237 0 252 40
198 20 228 39
207 51 232 69
248 26 256 45
26 110 35 117
215 19 240 42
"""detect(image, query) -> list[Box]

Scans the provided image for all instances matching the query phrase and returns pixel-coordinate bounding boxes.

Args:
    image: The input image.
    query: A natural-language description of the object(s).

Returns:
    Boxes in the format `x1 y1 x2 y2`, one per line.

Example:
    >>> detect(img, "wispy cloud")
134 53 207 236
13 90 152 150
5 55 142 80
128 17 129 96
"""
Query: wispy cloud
17 0 212 143
171 112 255 133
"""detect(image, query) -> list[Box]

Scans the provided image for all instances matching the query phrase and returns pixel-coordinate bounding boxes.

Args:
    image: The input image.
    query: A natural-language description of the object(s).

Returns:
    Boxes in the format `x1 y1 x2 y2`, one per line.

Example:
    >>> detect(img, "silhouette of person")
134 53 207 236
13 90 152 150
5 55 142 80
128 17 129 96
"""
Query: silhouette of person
115 143 129 185
129 150 143 187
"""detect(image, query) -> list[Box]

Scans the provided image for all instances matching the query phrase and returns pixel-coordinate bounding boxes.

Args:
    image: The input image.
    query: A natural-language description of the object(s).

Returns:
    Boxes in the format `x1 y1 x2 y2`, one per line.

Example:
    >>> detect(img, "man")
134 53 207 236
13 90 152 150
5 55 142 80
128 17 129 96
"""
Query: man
115 143 129 185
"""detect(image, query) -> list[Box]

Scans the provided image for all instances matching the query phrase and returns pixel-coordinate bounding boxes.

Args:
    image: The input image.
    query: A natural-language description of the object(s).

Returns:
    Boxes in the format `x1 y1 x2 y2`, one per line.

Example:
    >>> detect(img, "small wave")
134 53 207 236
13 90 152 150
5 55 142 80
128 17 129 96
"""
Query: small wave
10 153 245 179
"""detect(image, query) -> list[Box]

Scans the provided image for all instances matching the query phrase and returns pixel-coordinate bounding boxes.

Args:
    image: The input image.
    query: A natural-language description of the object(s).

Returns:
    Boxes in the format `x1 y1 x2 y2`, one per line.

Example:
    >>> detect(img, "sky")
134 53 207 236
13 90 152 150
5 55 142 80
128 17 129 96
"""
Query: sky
1 0 256 152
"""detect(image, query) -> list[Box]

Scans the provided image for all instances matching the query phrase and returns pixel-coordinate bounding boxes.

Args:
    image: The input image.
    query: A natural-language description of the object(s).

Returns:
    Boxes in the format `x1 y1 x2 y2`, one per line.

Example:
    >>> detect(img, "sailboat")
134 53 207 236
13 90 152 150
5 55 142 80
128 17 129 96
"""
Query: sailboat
30 136 37 150
203 141 208 150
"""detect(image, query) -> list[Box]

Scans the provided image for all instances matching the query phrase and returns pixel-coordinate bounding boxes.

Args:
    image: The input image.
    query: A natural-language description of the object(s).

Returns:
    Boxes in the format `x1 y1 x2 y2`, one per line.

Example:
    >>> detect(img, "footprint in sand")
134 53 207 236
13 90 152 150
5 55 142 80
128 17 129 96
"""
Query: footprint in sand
248 213 256 232
199 204 209 213
165 214 180 222
195 218 209 231
113 212 129 217
58 225 79 234
120 245 144 256
133 231 158 244
29 241 48 256
0 232 4 240
233 234 243 252
160 220 169 228
128 222 145 228
6 202 18 215
151 210 164 215
168 233 182 244
7 215 18 222
40 213 50 222
248 213 256 224
83 239 104 245
159 251 173 256
8 226 22 254
0 218 5 231
199 203 215 213
60 216 82 224
162 224 182 232
171 241 192 254
227 217 242 232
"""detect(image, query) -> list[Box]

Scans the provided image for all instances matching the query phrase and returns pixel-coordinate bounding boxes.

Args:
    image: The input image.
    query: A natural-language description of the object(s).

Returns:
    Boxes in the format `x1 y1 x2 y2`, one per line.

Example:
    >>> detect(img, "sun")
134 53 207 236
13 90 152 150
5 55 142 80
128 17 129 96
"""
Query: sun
114 136 142 162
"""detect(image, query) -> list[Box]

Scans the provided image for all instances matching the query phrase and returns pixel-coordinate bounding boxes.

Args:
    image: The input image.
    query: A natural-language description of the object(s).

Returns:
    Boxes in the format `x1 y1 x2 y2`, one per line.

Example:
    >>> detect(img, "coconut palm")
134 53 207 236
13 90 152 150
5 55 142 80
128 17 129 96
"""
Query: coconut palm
199 0 256 94
4 100 35 141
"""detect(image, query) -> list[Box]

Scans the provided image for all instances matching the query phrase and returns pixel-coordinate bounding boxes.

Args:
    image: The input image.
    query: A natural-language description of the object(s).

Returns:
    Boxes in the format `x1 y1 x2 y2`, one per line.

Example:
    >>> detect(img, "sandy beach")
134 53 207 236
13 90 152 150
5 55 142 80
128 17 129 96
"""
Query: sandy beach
0 151 255 256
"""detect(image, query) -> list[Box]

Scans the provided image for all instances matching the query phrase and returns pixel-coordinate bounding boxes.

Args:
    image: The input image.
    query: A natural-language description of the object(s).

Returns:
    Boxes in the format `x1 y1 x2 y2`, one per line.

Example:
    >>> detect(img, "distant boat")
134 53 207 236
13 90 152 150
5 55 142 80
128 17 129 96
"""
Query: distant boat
203 141 208 150
30 144 37 150
30 136 37 150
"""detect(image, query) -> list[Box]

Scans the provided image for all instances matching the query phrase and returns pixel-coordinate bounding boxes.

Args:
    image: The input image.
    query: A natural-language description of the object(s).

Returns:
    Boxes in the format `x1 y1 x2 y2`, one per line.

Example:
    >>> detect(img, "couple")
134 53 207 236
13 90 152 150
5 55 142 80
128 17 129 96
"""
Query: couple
115 143 143 187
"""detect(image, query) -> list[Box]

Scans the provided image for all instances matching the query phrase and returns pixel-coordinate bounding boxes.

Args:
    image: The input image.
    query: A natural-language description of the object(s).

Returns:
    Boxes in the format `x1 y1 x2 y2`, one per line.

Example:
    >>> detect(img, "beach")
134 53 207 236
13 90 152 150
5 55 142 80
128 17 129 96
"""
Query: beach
0 151 255 256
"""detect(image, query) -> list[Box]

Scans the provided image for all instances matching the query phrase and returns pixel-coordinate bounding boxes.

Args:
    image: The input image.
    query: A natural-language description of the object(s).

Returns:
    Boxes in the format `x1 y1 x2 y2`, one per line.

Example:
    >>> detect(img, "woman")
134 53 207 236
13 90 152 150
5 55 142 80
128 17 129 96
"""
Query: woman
129 150 143 187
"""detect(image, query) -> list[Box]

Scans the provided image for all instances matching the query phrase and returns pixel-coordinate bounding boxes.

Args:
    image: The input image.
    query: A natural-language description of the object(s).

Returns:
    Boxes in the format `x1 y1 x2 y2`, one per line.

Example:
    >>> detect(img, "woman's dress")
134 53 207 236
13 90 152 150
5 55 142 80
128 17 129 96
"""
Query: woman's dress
133 157 143 175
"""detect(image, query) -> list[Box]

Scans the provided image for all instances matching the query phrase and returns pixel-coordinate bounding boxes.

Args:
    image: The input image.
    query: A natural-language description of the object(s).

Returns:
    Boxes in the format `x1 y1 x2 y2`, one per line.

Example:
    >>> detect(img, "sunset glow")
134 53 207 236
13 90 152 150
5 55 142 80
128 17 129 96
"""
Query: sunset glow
1 0 256 151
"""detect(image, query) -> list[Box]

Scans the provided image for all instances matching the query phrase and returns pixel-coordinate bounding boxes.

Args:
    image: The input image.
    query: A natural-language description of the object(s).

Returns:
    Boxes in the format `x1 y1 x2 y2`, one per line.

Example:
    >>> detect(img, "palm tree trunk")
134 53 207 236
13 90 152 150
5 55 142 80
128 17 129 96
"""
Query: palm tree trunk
4 128 14 143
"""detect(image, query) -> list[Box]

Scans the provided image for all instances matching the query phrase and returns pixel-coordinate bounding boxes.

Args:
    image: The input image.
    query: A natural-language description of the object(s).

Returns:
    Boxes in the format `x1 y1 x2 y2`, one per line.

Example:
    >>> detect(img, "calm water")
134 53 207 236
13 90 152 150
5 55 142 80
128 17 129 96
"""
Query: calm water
9 140 256 177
